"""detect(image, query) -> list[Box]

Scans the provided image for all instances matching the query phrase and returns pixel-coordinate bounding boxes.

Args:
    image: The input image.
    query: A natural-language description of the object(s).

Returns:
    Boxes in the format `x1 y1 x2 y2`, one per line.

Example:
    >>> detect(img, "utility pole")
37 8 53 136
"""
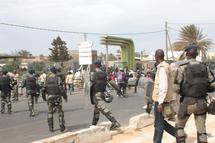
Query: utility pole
105 37 109 70
83 33 87 41
165 21 169 60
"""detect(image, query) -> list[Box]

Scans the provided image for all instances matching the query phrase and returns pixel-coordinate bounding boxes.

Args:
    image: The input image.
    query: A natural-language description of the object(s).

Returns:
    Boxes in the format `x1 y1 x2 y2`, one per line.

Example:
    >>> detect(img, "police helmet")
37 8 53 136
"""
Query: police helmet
2 70 8 75
28 69 35 75
94 60 101 65
184 44 198 52
103 92 113 103
49 66 57 74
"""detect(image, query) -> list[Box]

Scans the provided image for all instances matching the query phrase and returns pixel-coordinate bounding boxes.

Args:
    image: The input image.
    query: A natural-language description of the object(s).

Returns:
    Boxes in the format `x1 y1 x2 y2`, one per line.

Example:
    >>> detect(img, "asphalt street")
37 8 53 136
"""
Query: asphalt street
0 88 145 143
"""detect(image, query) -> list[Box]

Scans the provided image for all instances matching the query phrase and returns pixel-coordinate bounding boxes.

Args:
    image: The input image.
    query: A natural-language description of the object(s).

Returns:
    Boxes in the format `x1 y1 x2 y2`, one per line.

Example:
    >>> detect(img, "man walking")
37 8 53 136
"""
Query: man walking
90 60 120 130
174 44 214 143
152 49 175 143
43 66 67 132
0 71 12 114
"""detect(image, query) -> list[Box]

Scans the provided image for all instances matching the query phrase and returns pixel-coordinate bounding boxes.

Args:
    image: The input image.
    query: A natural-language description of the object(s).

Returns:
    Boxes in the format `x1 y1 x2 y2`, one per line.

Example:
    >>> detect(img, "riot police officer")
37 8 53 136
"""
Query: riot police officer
91 60 120 130
174 44 214 143
0 70 12 114
42 66 67 132
22 68 37 117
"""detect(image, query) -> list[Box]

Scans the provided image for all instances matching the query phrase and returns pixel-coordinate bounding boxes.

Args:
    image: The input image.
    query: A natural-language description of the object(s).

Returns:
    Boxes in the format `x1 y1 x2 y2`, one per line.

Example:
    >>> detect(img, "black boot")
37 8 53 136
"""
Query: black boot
60 124 65 132
92 117 99 125
59 115 65 132
105 113 120 130
7 104 12 114
48 118 54 132
1 102 5 114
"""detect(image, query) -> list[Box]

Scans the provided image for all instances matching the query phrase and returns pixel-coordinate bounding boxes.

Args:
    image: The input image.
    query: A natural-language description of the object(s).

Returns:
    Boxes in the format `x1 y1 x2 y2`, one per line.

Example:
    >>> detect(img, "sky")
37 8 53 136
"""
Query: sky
1 0 215 56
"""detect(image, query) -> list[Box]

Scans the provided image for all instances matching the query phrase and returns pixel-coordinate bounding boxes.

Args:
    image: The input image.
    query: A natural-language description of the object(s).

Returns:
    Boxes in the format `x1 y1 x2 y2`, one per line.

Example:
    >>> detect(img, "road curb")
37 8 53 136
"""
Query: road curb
32 113 154 143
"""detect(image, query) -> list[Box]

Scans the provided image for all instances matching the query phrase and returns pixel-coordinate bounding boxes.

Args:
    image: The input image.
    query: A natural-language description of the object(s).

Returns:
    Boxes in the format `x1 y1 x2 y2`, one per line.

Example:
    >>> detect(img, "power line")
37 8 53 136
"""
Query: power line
168 22 215 25
0 22 165 36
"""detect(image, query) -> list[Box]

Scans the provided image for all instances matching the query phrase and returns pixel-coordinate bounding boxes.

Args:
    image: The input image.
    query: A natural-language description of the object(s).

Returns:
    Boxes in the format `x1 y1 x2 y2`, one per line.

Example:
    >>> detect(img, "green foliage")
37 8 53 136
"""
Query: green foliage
49 36 71 62
31 62 46 72
18 50 33 57
2 62 19 72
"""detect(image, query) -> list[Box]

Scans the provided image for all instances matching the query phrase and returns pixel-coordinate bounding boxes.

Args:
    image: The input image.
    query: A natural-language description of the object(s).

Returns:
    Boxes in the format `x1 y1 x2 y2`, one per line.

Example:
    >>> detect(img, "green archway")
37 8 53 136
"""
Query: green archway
101 36 135 70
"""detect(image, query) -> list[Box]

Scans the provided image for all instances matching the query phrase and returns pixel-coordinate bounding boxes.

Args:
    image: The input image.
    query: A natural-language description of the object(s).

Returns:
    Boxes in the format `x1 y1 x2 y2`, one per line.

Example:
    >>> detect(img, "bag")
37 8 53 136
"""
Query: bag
207 97 215 115
162 102 176 118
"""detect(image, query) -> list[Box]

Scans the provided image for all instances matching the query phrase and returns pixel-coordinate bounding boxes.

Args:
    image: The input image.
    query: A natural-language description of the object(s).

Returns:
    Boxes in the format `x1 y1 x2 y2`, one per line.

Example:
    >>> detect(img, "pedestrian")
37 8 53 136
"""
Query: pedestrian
90 60 120 130
152 49 176 143
65 71 74 94
0 70 12 114
116 68 126 97
11 70 19 101
144 71 154 114
42 66 67 132
22 68 38 117
174 44 214 143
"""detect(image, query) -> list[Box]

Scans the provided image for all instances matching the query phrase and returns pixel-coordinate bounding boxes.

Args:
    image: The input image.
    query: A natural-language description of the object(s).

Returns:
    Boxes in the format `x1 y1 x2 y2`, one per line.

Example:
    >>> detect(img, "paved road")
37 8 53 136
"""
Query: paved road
0 88 146 143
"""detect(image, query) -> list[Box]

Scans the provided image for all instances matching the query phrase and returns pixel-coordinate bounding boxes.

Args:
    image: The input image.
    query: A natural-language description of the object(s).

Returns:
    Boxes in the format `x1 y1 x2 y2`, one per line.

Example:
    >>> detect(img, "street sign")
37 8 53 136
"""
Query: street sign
78 41 93 65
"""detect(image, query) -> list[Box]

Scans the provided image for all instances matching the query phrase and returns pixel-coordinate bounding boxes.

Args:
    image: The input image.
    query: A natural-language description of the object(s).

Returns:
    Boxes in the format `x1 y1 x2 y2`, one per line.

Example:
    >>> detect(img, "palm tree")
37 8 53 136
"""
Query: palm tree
172 24 213 61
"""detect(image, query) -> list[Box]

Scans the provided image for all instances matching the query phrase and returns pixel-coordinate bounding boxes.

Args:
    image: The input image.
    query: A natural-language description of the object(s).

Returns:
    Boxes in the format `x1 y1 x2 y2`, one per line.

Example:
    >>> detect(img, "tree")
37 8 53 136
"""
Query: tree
17 50 32 57
172 24 213 61
49 36 71 63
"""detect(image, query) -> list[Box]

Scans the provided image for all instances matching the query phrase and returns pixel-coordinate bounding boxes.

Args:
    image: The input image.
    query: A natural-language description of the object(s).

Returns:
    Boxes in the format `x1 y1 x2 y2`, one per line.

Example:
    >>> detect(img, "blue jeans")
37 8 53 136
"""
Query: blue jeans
153 102 175 143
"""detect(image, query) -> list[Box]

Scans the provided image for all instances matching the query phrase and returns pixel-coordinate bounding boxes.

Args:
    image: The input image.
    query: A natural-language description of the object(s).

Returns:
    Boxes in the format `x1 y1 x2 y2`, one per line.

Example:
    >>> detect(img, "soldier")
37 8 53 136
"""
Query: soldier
90 60 120 130
0 70 12 114
22 68 37 117
174 44 214 143
42 66 67 132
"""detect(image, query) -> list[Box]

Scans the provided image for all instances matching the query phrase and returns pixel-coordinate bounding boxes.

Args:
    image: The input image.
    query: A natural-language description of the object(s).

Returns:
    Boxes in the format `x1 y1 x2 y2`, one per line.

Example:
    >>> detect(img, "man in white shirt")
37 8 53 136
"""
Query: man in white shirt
152 49 175 143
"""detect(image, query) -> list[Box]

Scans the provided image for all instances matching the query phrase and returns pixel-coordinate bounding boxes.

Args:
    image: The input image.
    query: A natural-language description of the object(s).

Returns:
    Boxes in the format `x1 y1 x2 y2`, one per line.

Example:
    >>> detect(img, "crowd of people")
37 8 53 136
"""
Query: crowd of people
0 44 214 143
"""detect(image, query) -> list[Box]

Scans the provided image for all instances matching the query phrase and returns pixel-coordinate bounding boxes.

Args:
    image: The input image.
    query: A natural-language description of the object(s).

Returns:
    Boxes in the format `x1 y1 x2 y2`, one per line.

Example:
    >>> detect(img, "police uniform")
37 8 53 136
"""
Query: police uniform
0 72 12 114
175 58 214 143
91 65 120 130
44 69 67 132
22 71 37 116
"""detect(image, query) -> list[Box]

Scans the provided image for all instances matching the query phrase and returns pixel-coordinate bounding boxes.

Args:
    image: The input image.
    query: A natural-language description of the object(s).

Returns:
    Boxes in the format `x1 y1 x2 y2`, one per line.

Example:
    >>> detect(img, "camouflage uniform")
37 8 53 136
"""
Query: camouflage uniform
44 72 67 132
174 59 214 143
0 74 12 114
22 72 37 117
91 67 120 130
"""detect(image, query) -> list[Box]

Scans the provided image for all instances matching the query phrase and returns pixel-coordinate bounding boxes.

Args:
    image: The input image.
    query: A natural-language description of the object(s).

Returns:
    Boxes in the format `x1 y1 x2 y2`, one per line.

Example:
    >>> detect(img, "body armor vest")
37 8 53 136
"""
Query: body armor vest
26 76 37 91
0 76 11 92
93 70 107 92
45 76 61 95
182 63 208 98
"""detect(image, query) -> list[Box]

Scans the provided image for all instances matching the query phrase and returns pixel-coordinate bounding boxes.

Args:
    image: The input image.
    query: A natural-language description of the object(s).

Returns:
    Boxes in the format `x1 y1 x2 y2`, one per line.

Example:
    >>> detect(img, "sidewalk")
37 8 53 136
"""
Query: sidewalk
105 114 215 143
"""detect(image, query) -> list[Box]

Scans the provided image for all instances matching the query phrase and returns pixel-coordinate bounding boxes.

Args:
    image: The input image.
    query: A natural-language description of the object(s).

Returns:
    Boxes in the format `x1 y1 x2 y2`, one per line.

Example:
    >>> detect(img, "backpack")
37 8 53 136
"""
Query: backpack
45 76 61 95
182 63 208 98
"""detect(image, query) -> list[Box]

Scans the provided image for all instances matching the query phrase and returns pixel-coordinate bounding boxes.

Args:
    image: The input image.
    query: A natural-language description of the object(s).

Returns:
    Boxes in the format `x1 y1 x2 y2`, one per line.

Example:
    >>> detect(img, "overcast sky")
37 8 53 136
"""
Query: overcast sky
1 0 215 56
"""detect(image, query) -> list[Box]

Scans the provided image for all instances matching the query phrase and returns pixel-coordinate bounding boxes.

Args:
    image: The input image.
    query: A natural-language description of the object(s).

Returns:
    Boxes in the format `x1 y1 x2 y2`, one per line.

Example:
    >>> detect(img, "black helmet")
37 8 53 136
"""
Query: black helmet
49 66 57 74
28 69 35 75
94 60 101 65
184 44 198 52
103 92 113 103
2 70 8 75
